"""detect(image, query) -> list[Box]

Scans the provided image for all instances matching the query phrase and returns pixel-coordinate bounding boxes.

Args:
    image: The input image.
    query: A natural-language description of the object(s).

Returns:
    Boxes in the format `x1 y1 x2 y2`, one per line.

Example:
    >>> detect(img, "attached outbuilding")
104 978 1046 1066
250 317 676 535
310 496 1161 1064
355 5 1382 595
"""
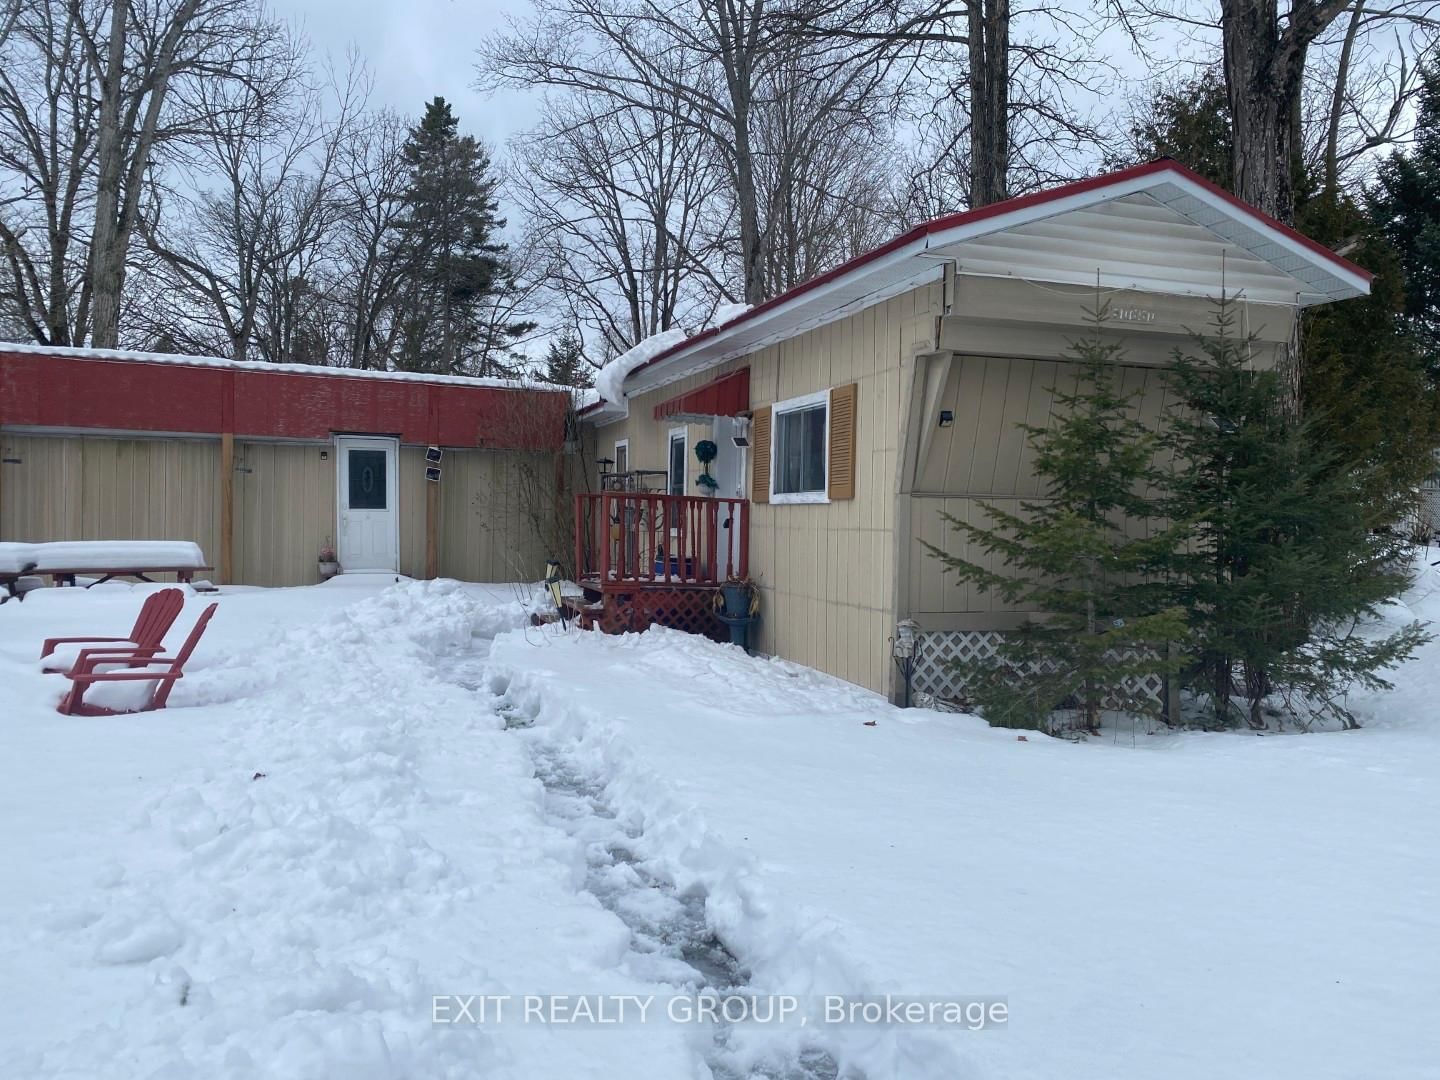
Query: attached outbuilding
576 159 1374 703
0 345 572 586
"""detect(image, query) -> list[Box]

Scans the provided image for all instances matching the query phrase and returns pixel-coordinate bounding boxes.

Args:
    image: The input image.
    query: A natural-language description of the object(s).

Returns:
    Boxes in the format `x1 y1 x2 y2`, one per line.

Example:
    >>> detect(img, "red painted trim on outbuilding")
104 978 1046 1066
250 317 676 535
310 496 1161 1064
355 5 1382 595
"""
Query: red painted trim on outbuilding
653 368 750 420
0 351 569 451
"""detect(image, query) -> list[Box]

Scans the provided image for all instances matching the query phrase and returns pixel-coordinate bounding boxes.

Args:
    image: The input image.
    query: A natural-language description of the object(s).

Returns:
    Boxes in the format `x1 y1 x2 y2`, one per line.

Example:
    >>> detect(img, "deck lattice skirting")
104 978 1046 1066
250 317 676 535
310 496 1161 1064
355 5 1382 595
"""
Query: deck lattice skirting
575 586 728 642
912 630 1167 718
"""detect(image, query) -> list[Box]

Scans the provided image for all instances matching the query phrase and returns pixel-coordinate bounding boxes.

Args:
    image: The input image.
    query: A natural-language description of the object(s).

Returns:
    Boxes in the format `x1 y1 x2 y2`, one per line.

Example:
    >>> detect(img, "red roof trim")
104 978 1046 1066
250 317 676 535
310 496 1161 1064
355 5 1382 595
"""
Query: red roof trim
592 159 1371 406
0 349 569 450
653 368 750 420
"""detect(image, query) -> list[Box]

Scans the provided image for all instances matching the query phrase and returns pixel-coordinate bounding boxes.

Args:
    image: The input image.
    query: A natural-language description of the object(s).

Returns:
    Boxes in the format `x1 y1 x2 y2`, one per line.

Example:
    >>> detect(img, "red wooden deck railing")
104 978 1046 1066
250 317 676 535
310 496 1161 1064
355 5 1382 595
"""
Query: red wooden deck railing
575 492 749 588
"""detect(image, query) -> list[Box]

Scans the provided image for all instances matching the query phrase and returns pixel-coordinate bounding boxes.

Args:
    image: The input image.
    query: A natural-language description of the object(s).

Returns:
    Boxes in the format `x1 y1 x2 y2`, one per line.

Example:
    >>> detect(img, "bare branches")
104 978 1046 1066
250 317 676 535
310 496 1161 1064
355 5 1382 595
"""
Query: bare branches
135 47 364 362
509 83 730 360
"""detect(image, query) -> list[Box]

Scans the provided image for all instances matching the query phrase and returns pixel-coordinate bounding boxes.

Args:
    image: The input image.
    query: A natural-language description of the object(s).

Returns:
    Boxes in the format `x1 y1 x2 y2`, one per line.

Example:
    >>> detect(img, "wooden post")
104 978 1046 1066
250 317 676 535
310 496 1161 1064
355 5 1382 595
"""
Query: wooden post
219 371 235 585
1166 640 1183 725
425 476 438 579
220 432 234 585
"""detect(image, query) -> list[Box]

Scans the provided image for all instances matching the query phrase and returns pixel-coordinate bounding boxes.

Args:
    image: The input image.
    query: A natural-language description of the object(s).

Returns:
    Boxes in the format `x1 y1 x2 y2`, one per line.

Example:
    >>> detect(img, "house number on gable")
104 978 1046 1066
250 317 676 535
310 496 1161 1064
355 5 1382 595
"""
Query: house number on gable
1113 307 1156 324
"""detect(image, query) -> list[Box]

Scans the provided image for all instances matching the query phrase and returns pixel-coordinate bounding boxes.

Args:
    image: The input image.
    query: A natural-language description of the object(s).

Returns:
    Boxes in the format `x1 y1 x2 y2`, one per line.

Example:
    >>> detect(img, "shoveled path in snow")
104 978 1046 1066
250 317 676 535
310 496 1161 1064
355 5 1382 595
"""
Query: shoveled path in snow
443 647 848 1080
487 567 1440 1080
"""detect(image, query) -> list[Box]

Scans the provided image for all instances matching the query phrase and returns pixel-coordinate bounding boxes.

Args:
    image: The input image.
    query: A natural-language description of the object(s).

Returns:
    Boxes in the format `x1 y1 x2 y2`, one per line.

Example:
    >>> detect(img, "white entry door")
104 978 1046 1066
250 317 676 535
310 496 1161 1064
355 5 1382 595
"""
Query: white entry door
710 418 746 578
336 435 399 572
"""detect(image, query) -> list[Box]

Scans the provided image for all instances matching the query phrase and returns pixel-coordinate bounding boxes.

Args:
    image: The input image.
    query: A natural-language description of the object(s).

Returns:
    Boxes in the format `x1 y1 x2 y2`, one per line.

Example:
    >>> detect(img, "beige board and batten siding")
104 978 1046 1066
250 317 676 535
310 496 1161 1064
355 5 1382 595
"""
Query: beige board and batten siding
3 431 558 587
233 442 556 585
0 433 222 581
233 440 335 586
436 449 555 582
905 279 1296 630
596 283 945 694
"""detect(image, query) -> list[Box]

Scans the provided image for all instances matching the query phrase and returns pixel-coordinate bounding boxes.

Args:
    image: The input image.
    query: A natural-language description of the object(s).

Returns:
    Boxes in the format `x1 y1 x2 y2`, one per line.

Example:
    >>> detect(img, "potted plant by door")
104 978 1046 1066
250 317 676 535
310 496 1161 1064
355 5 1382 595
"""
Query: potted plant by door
318 544 339 581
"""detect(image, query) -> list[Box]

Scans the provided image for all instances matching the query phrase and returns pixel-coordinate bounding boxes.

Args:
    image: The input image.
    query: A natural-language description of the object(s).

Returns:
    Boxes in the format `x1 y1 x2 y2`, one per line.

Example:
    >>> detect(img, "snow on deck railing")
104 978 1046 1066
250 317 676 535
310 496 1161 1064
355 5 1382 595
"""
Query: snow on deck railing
0 341 563 393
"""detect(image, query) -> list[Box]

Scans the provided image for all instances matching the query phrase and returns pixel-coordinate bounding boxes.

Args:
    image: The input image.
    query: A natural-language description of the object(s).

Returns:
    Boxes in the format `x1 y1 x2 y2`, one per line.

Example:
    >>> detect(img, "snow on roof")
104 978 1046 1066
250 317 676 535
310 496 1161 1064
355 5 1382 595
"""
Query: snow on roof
0 340 561 394
593 329 687 405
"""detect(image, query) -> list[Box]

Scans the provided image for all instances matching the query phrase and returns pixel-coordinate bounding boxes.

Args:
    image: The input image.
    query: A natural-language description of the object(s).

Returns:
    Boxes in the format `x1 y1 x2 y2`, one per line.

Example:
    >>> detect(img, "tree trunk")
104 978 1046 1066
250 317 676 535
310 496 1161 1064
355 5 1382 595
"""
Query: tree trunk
1323 0 1364 203
968 0 1010 209
1222 0 1339 224
86 0 202 348
86 0 129 349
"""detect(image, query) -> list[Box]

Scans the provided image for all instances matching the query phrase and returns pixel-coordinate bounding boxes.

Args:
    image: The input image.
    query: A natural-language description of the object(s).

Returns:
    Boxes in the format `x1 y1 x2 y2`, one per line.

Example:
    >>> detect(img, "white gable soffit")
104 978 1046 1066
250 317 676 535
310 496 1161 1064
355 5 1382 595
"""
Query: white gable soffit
607 163 1369 406
927 183 1369 307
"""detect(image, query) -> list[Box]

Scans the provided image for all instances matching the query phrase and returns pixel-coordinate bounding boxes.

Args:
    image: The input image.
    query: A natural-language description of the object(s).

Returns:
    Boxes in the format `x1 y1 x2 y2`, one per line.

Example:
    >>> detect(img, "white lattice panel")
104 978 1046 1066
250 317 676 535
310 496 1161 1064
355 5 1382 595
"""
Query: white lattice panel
913 630 1166 715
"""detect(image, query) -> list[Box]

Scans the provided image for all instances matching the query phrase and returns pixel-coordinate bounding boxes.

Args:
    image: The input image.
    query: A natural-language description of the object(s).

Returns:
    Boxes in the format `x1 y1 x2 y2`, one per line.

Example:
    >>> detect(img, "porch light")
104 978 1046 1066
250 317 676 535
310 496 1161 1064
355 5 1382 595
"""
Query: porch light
938 410 954 428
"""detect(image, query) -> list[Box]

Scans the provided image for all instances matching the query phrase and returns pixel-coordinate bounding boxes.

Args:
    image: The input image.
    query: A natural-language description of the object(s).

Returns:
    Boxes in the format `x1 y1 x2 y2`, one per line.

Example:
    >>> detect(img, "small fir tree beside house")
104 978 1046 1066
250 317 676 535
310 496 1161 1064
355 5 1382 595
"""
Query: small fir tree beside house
922 307 1188 731
1157 301 1430 729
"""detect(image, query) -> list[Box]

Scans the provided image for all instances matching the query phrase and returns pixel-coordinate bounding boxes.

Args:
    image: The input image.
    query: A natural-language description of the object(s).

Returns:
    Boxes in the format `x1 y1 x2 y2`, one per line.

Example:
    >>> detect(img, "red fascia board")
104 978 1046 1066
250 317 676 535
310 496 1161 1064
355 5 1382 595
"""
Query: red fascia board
611 159 1371 396
0 353 568 451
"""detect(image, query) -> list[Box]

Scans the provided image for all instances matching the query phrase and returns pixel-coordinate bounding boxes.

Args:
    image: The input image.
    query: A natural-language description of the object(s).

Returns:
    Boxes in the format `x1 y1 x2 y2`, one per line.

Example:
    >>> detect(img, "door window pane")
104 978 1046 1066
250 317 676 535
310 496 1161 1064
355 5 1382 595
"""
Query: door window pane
669 435 686 496
774 403 826 494
348 449 387 510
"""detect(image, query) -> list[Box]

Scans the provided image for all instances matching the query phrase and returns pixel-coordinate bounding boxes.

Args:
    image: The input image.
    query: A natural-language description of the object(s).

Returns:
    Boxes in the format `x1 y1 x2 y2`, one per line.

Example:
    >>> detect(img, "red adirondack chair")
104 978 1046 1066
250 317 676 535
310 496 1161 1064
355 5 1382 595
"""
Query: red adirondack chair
57 602 219 716
40 587 186 674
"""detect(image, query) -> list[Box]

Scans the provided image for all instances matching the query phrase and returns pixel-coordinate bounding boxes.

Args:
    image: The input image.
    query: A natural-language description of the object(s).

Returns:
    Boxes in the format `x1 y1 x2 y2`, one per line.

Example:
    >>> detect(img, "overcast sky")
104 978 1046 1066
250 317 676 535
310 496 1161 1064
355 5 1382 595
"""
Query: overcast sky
280 0 539 147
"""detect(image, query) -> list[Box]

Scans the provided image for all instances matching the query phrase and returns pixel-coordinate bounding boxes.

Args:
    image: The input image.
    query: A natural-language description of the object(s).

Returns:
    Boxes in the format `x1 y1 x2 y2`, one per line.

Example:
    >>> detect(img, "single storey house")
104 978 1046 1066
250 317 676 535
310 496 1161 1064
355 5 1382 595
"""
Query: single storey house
0 345 571 587
576 159 1373 702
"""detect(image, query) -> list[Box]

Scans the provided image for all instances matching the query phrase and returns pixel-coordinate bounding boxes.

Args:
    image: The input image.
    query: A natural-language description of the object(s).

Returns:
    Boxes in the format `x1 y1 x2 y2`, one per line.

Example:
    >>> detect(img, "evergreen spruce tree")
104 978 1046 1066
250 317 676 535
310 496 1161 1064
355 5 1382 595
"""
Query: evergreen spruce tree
393 97 534 377
1119 68 1232 187
923 309 1187 731
1161 300 1430 729
541 329 593 388
1368 68 1440 363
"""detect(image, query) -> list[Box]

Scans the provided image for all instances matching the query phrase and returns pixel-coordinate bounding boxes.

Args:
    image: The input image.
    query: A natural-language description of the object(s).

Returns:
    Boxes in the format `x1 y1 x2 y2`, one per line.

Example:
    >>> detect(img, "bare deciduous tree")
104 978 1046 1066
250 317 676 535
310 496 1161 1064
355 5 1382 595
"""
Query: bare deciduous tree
0 0 291 347
0 1 100 344
1110 0 1440 220
481 0 906 306
510 83 730 359
135 49 362 361
329 109 410 369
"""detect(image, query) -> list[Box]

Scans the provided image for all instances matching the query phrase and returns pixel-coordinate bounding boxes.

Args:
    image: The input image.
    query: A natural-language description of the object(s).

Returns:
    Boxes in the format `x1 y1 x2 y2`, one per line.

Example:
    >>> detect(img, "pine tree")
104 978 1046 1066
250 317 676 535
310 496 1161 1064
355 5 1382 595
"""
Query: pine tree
1368 68 1440 362
1160 300 1430 729
392 97 534 376
922 309 1188 731
1119 68 1232 187
541 329 593 388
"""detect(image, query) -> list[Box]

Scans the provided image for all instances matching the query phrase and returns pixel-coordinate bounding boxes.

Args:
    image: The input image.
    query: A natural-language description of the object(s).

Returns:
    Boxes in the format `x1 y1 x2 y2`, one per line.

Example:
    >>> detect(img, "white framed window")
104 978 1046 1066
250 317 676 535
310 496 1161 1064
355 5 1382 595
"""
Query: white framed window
614 438 629 476
667 427 687 496
770 389 829 504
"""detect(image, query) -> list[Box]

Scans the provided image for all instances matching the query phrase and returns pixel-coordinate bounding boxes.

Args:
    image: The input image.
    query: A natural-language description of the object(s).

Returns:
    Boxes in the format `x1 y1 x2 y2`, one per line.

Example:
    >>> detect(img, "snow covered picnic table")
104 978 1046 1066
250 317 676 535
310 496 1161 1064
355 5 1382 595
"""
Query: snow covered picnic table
0 540 211 596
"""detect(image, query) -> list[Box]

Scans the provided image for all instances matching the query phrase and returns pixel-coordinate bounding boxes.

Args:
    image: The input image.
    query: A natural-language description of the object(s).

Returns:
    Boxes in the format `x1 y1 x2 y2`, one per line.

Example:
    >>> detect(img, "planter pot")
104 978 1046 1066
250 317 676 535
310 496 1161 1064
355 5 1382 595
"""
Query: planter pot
318 560 339 581
720 583 751 617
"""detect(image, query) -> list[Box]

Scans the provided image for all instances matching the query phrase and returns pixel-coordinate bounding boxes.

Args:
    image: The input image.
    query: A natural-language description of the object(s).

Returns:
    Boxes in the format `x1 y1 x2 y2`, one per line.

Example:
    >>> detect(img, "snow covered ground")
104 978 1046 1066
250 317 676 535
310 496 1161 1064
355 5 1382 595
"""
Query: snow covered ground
2 562 1438 1078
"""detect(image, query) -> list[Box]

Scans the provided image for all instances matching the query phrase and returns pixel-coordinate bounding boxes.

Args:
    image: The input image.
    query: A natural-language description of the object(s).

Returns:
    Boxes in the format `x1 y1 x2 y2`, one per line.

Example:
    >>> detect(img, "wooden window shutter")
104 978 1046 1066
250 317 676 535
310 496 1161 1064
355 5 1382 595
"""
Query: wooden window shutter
827 382 858 500
751 405 771 504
